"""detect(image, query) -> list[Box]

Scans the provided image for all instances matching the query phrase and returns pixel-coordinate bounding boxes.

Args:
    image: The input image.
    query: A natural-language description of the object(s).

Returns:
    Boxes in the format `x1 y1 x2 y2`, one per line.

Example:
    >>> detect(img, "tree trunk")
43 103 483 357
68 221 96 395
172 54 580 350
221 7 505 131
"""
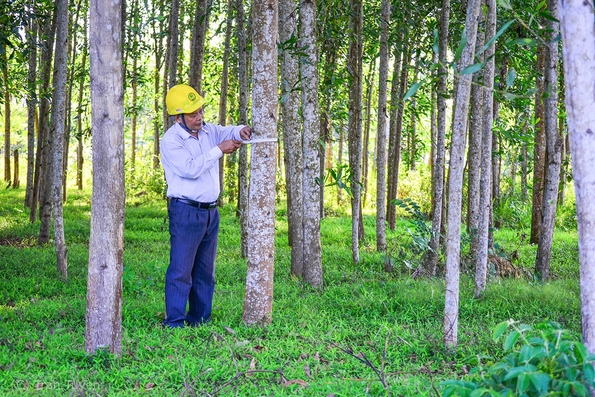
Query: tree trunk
375 0 390 253
279 0 303 275
236 0 250 258
76 17 88 191
162 0 179 132
12 149 19 188
151 0 164 170
474 0 496 298
535 0 561 282
189 0 210 93
47 0 69 280
300 0 323 287
467 27 485 258
558 0 595 355
424 0 449 276
347 0 363 264
531 46 547 244
387 44 410 230
362 60 375 206
31 11 57 224
85 0 125 355
25 13 38 207
2 51 10 184
218 0 233 206
444 0 482 349
242 0 278 325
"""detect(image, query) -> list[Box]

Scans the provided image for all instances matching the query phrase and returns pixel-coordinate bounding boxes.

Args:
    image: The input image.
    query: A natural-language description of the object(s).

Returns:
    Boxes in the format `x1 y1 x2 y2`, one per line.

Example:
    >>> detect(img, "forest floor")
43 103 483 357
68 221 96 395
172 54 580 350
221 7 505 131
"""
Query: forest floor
0 188 581 396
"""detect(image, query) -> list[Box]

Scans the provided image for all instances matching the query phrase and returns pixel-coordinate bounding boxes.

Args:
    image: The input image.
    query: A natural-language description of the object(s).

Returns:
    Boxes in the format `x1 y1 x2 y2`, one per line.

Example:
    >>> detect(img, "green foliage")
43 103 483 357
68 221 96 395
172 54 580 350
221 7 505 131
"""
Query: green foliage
440 320 595 396
391 197 433 261
316 163 362 198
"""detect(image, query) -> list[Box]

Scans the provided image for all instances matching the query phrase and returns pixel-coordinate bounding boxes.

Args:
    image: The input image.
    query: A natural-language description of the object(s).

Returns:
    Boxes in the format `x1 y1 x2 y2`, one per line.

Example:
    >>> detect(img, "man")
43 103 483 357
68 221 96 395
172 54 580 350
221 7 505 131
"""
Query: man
160 84 251 327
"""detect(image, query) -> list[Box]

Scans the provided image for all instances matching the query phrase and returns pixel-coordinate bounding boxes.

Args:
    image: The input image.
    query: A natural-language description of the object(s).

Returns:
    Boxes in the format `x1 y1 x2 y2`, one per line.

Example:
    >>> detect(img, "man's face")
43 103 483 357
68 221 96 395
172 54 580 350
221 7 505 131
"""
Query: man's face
177 107 204 131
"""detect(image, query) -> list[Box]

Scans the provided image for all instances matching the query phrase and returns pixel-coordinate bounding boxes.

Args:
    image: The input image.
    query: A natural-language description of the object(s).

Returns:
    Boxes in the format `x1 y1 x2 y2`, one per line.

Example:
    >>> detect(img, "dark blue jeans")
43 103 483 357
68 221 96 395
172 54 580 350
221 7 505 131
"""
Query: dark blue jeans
163 200 219 327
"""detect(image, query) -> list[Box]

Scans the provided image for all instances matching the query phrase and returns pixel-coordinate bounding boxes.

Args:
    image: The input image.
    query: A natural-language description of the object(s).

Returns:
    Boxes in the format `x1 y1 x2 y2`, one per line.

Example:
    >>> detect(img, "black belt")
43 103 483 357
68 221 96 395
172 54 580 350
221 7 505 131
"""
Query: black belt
172 197 217 209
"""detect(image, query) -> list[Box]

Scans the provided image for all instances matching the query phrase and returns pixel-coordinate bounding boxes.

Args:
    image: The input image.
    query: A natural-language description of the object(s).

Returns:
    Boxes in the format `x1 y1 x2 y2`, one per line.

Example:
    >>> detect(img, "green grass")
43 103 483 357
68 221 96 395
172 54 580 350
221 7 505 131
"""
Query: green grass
0 188 581 396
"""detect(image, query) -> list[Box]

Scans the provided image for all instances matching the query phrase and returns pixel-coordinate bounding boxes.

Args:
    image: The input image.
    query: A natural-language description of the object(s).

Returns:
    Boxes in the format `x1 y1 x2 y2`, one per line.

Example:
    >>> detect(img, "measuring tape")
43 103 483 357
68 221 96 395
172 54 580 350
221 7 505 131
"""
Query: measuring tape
242 138 278 144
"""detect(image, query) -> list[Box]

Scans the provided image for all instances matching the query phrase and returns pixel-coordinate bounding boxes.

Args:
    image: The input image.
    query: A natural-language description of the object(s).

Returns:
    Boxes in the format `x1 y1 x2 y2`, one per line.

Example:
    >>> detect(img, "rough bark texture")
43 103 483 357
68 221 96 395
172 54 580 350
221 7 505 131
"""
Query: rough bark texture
444 0 482 349
48 0 69 280
85 0 125 355
531 46 547 244
347 0 363 264
236 0 250 258
559 0 595 353
242 0 278 325
300 0 323 287
375 0 390 252
189 0 210 93
25 15 38 207
279 0 303 275
2 51 9 183
535 0 561 281
424 0 449 276
474 0 496 299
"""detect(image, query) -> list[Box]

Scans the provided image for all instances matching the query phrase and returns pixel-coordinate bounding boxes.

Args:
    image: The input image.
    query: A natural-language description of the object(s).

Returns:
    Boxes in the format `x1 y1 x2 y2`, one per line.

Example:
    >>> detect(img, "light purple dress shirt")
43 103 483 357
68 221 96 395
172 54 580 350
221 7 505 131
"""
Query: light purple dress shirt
160 122 245 203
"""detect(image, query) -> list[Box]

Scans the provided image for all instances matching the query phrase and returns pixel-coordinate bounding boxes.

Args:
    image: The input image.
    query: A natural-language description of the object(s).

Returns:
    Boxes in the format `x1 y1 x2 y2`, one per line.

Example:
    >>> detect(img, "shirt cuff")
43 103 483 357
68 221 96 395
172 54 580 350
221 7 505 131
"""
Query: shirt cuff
210 145 223 159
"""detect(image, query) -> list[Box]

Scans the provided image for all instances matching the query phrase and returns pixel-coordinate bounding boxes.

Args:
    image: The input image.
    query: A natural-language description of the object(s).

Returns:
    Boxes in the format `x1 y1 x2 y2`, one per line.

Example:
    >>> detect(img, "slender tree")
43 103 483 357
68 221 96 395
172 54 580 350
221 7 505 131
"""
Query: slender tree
25 8 38 207
444 0 482 349
189 0 210 93
85 0 125 355
300 0 323 286
535 0 561 281
558 0 595 354
530 46 546 244
375 0 390 252
242 0 278 325
279 0 303 275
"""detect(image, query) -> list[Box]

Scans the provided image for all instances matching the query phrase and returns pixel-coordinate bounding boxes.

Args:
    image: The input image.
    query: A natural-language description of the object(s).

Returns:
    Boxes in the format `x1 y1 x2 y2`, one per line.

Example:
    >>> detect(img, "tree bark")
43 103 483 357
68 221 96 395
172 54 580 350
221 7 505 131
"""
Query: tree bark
535 0 561 281
444 0 482 349
474 0 496 299
85 0 125 355
558 0 595 354
375 0 390 252
424 0 450 276
279 0 303 275
236 0 250 258
242 0 278 325
189 0 210 93
531 46 547 244
2 51 10 183
25 11 38 207
300 0 323 287
347 0 363 264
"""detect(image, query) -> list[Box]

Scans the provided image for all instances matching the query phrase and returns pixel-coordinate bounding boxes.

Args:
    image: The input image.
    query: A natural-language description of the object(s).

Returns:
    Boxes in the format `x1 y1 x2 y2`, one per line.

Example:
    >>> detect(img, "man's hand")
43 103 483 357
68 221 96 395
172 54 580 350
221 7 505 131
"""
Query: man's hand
218 139 243 154
239 126 252 141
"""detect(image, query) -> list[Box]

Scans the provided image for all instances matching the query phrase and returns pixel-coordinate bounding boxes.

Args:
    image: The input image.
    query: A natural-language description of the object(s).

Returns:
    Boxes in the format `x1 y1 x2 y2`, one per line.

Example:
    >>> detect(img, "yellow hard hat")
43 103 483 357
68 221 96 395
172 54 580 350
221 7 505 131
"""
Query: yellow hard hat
165 84 205 115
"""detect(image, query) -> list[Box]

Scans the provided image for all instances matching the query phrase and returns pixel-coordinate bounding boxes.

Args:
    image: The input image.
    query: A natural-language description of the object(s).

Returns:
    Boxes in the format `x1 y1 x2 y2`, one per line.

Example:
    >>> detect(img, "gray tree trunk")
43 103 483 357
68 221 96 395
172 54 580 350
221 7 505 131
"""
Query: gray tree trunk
558 0 595 354
85 0 125 355
236 0 250 258
535 0 561 281
444 0 482 349
348 0 363 264
474 0 496 299
2 51 9 183
531 46 547 244
162 0 179 132
189 0 210 93
25 14 37 208
242 0 278 325
375 0 390 252
424 0 449 276
48 0 69 280
280 0 303 275
300 0 323 287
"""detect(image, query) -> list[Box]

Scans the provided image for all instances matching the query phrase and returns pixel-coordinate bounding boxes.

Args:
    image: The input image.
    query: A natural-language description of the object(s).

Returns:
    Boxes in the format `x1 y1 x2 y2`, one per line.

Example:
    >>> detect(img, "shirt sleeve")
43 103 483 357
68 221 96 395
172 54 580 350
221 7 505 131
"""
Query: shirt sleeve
161 130 222 180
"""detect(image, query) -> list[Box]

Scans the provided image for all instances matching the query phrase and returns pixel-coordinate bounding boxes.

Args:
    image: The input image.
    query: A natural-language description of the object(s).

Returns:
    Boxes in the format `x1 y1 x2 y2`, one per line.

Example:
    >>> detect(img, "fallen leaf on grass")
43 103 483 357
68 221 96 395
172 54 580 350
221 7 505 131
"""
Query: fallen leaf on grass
246 357 256 377
304 363 311 378
282 379 308 388
145 382 156 391
224 326 237 335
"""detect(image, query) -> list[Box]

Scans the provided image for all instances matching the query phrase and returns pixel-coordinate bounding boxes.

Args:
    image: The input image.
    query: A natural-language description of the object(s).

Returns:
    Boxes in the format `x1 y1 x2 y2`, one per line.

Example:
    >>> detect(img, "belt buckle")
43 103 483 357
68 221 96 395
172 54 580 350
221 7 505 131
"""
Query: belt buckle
208 202 217 209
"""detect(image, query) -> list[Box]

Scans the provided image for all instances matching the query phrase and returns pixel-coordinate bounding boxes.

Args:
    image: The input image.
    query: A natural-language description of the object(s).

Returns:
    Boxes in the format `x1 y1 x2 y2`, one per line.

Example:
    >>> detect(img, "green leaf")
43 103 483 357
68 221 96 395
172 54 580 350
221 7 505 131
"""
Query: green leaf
509 38 539 46
461 62 485 75
497 0 512 9
403 82 423 101
504 330 520 351
453 33 468 63
575 342 588 363
506 68 516 88
479 19 515 54
516 373 530 394
470 387 490 397
493 321 509 341
583 363 594 386
503 365 535 381
528 372 550 394
433 29 439 55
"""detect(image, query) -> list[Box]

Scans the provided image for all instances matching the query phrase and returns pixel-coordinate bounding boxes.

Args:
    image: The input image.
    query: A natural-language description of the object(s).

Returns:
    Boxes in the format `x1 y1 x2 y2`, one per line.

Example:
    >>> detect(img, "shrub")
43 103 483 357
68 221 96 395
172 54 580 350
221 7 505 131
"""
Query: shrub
440 320 595 396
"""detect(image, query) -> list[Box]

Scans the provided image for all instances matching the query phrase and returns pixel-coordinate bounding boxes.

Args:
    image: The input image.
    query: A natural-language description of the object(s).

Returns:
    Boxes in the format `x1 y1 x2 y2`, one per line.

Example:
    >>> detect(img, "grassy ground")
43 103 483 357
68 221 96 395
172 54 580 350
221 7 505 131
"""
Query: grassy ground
0 187 581 396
